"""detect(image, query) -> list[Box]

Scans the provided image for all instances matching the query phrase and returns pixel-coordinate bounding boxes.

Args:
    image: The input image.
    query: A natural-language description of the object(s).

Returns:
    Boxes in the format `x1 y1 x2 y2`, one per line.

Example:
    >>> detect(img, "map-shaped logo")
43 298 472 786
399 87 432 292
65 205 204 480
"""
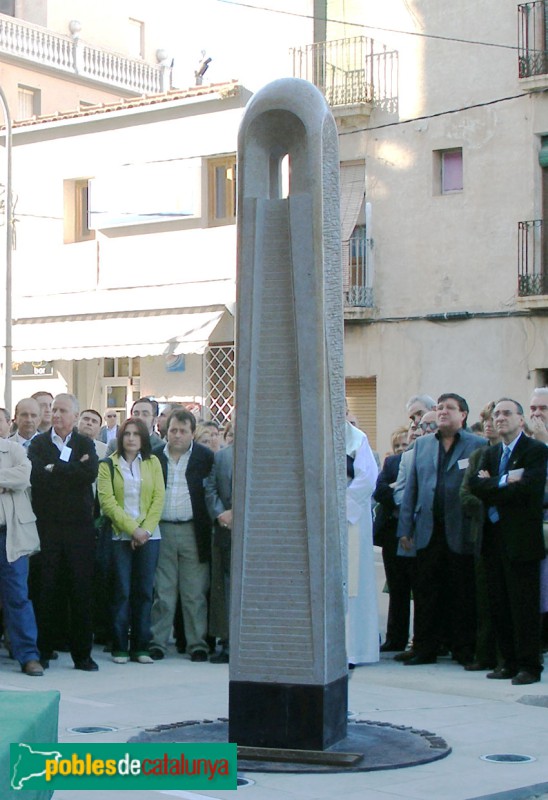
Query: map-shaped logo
11 743 62 790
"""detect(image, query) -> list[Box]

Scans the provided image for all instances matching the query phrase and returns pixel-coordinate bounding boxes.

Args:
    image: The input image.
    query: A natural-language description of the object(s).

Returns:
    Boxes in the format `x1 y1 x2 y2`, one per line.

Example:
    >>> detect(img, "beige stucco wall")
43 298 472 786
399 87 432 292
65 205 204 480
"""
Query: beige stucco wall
337 0 548 455
345 314 548 455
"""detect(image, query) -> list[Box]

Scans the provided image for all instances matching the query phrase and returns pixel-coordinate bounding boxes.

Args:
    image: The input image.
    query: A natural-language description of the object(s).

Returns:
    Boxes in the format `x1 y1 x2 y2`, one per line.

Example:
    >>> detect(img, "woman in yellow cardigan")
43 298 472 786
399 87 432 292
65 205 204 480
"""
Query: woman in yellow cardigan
97 417 165 664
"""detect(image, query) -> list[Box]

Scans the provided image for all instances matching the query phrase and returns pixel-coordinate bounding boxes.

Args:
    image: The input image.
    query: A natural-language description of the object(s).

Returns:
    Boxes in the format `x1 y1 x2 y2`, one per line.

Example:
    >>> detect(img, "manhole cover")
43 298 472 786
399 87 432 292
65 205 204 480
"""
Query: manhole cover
517 695 548 708
237 775 254 787
480 753 536 764
67 726 118 735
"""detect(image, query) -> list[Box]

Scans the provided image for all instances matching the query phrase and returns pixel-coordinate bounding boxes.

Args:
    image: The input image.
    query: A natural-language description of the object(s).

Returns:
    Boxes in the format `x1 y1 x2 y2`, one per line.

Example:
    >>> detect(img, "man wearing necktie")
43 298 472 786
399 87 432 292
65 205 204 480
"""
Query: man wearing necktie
470 398 548 685
9 398 40 450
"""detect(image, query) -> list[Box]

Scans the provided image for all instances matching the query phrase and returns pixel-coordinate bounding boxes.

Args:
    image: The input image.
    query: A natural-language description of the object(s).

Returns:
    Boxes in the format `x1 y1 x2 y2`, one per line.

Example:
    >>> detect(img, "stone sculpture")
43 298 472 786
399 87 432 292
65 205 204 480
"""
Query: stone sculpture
229 77 348 750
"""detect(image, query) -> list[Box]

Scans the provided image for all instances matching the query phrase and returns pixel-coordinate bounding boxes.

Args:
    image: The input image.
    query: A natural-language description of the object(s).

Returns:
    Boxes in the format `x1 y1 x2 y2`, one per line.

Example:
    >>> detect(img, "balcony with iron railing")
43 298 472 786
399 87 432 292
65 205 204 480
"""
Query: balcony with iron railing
518 219 548 303
345 226 374 312
290 36 398 118
0 12 172 95
518 1 548 89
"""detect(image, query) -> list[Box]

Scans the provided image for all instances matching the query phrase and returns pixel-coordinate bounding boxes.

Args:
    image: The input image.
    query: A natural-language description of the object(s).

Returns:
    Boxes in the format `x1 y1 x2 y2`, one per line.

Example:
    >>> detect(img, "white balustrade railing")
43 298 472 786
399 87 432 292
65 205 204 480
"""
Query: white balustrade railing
0 12 169 95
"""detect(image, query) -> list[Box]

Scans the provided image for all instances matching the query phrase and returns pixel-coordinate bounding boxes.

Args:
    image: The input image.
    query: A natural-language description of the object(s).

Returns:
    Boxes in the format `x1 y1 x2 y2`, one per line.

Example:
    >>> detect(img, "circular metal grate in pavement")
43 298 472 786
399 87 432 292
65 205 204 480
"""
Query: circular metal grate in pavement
67 725 118 735
480 753 536 764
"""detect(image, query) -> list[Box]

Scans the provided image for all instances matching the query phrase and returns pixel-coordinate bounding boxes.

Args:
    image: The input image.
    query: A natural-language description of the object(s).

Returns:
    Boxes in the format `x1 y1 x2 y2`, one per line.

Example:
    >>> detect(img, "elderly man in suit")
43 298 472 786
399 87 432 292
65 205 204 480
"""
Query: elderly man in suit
28 393 99 671
205 433 233 663
470 398 548 685
397 393 485 666
98 410 118 445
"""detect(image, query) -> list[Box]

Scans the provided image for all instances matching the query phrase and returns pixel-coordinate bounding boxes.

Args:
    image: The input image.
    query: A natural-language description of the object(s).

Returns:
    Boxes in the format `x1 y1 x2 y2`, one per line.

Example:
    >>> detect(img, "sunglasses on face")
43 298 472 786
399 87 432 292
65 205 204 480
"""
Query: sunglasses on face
419 421 438 431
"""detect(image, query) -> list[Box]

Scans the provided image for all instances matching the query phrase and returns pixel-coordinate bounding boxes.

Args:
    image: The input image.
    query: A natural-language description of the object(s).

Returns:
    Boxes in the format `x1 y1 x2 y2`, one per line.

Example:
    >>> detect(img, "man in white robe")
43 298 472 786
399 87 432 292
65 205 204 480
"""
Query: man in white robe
345 420 380 666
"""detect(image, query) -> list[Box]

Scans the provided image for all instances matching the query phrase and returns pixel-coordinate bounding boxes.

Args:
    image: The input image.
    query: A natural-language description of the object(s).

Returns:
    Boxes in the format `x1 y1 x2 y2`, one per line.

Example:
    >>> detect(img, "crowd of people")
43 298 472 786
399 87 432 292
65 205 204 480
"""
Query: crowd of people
0 393 233 675
371 388 548 685
0 386 546 688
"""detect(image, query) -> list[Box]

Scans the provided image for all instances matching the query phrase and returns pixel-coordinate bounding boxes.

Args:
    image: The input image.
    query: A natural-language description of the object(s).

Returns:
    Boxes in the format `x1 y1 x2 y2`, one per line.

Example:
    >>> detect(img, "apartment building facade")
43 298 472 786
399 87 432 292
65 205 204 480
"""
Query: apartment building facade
307 0 548 452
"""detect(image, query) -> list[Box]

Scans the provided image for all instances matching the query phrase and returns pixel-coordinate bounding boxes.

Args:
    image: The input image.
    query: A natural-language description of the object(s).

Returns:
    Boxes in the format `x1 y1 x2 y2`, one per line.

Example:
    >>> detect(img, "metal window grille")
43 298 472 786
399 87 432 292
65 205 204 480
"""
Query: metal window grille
518 1 548 77
518 219 548 295
346 226 374 307
204 345 235 425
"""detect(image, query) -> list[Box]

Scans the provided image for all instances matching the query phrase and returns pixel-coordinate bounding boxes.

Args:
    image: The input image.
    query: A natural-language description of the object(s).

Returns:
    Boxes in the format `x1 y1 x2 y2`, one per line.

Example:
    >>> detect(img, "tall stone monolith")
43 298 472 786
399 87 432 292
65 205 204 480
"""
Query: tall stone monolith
229 77 348 751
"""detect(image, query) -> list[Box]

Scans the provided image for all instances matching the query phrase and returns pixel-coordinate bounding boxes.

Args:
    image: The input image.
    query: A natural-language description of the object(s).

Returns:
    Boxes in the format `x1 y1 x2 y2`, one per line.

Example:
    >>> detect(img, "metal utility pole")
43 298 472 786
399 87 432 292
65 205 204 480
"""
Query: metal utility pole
0 86 12 413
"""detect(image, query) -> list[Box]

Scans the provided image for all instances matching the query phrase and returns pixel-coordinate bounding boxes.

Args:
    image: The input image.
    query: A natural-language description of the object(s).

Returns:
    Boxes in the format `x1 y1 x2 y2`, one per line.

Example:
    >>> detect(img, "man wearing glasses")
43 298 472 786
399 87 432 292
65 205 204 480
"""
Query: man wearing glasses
99 410 118 445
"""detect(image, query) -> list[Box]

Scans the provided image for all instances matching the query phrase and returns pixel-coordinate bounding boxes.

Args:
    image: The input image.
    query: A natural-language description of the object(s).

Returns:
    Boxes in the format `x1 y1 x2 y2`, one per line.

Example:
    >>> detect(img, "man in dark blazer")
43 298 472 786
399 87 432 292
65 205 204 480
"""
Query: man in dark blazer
28 393 99 671
470 398 548 685
205 439 233 662
148 409 214 662
373 449 411 652
397 393 485 666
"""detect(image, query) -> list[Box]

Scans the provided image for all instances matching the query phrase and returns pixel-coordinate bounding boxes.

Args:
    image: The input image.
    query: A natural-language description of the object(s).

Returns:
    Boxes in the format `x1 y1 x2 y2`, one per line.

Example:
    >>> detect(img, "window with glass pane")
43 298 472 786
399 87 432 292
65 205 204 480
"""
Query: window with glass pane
441 149 463 193
103 357 140 378
17 85 40 120
107 386 127 407
208 156 236 224
128 18 144 59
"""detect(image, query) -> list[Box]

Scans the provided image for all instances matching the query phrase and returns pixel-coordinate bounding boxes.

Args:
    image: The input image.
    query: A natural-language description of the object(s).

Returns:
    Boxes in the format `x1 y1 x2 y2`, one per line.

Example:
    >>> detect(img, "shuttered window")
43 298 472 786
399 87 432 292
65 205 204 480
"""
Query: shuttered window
345 376 377 449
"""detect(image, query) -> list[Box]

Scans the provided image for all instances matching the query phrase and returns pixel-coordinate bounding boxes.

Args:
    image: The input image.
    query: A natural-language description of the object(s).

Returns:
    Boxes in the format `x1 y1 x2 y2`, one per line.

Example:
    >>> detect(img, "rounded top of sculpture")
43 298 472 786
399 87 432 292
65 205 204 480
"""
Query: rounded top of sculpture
241 77 334 131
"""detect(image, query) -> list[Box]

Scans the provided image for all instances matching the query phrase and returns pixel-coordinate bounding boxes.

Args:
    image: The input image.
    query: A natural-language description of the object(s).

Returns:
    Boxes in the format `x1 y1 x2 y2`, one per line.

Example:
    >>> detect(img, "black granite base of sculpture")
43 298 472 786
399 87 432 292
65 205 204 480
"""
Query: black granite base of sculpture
228 676 348 750
130 718 451 774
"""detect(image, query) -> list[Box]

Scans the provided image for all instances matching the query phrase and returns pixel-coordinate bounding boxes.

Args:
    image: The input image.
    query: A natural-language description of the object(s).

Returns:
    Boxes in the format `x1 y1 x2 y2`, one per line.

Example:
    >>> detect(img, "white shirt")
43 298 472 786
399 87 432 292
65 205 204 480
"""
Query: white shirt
162 443 193 522
118 454 142 520
106 425 118 444
51 428 72 452
10 432 36 450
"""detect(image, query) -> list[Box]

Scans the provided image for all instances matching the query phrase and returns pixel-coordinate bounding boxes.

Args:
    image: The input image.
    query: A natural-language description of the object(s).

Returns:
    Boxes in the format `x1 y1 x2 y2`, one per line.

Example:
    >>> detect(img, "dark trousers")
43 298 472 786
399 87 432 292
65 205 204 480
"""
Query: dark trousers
382 535 416 648
414 523 476 660
483 522 542 675
37 523 95 663
474 555 498 666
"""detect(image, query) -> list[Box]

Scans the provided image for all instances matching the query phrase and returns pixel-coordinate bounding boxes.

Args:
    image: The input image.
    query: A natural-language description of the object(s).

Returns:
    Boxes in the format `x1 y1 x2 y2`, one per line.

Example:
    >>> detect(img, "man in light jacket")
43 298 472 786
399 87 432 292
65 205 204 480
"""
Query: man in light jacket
0 437 43 675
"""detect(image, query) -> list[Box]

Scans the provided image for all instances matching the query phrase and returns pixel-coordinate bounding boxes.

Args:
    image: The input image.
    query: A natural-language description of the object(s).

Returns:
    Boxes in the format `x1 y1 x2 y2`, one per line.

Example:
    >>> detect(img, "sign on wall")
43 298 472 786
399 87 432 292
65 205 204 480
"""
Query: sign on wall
13 361 54 377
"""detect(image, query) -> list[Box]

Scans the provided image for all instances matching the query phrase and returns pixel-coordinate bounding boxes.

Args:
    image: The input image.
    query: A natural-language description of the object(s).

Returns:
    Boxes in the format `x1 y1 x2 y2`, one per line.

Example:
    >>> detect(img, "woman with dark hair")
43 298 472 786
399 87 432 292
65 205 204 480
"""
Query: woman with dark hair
97 417 165 664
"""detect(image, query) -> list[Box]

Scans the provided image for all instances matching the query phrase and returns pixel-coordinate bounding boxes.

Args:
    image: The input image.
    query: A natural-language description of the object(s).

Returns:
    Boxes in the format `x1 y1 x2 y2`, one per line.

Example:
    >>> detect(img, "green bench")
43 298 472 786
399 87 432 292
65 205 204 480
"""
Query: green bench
0 690 60 800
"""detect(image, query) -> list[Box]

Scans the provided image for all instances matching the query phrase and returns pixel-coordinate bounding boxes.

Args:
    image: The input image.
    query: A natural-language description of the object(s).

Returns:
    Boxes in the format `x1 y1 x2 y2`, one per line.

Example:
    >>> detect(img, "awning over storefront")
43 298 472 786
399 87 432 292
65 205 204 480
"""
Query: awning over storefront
12 308 227 362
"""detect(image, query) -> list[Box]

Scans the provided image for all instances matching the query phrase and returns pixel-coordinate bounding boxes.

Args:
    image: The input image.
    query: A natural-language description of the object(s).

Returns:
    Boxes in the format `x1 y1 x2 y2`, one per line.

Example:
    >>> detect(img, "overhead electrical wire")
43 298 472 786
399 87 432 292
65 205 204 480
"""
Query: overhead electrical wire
216 0 520 52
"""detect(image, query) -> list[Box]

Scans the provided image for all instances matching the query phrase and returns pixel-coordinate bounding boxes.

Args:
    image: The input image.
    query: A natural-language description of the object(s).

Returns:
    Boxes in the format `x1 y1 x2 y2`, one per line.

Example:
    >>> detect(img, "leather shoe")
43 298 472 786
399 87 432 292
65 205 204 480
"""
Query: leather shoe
464 661 497 672
511 670 540 685
209 649 229 664
190 650 208 662
22 660 44 677
148 647 164 661
74 657 99 672
380 641 407 653
486 667 516 680
39 658 50 670
403 655 437 666
394 649 415 662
